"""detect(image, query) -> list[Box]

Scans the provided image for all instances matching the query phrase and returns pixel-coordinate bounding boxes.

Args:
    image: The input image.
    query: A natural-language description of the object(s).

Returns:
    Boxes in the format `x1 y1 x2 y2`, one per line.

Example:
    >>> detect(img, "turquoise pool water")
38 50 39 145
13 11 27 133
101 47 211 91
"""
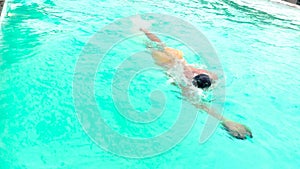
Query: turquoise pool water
1 0 300 168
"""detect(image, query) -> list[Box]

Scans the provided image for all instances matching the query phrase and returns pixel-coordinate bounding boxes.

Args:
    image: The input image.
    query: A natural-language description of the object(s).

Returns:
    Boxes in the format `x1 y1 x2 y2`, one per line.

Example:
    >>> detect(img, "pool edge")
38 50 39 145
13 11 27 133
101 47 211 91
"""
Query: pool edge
0 0 8 27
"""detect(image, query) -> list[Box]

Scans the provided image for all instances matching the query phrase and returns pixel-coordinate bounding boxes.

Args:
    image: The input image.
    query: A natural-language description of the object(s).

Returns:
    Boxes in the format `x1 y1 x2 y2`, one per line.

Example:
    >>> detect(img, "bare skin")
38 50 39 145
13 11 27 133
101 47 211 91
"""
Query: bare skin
140 28 252 140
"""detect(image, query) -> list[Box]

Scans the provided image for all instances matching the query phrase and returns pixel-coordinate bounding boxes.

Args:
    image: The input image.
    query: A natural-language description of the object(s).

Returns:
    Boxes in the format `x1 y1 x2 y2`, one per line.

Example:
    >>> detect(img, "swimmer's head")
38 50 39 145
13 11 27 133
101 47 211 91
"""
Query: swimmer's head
192 74 211 89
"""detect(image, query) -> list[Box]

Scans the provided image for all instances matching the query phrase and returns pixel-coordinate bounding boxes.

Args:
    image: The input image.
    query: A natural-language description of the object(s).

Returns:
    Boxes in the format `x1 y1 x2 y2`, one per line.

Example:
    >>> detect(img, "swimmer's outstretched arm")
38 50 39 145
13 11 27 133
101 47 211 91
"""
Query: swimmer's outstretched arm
195 104 225 121
194 103 252 140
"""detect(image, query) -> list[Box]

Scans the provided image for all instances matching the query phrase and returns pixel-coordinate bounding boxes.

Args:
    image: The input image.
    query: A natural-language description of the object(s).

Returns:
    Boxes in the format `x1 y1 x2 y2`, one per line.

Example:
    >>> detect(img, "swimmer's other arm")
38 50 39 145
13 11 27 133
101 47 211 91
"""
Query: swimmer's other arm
196 104 252 139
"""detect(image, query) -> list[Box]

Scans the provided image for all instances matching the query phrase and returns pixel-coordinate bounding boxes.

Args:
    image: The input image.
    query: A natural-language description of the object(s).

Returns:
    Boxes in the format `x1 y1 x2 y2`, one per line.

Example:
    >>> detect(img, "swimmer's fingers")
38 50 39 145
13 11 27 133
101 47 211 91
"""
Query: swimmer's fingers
221 120 253 140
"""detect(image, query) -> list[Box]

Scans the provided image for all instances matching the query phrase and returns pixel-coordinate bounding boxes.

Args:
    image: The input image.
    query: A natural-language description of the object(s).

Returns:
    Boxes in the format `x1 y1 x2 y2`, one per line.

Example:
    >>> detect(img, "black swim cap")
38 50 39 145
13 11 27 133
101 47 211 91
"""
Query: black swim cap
192 74 211 89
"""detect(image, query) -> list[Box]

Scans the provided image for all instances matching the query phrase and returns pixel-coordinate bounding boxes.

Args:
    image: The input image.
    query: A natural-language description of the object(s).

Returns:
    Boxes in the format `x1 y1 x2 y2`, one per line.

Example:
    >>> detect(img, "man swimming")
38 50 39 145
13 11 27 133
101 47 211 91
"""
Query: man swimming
140 28 252 139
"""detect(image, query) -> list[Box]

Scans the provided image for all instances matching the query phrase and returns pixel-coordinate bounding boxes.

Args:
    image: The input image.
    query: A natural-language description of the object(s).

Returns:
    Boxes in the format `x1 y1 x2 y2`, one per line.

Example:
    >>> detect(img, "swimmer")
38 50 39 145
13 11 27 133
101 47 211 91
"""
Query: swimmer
140 28 252 140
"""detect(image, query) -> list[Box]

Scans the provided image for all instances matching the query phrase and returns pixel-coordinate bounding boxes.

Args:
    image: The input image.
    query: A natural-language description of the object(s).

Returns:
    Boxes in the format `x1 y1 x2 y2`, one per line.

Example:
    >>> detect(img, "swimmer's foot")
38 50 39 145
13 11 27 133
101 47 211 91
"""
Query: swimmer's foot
221 120 253 140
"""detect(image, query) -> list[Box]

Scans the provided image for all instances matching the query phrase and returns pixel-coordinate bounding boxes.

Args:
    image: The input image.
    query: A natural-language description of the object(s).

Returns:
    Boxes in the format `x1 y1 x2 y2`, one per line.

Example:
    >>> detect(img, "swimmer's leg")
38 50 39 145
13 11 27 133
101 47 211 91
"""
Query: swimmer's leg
140 28 162 43
140 28 166 49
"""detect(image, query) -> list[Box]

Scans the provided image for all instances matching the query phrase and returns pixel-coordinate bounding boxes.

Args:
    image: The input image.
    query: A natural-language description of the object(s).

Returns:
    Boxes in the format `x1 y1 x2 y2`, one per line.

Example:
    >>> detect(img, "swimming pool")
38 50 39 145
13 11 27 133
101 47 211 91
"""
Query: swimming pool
1 0 300 168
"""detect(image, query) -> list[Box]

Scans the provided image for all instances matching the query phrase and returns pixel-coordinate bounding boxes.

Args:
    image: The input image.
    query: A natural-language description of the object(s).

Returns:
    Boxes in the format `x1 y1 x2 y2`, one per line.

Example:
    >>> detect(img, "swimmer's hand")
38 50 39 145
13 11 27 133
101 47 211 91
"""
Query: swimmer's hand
221 120 253 140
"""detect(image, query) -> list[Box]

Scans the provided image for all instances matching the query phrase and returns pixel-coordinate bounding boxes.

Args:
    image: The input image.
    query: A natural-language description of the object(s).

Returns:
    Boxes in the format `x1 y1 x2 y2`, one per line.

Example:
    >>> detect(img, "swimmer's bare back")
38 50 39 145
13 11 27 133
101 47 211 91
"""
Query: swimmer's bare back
140 28 252 139
140 28 218 80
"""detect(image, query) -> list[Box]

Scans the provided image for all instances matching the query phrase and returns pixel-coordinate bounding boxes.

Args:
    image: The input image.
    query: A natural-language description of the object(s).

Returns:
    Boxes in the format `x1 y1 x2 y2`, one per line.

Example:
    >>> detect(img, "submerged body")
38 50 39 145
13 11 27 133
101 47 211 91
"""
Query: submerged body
141 28 252 139
152 46 216 80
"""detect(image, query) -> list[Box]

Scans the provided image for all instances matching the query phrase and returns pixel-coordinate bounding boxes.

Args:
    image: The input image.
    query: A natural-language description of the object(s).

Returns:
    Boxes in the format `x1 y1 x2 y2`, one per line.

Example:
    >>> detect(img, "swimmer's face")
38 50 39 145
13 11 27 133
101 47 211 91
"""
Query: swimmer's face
192 74 212 89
